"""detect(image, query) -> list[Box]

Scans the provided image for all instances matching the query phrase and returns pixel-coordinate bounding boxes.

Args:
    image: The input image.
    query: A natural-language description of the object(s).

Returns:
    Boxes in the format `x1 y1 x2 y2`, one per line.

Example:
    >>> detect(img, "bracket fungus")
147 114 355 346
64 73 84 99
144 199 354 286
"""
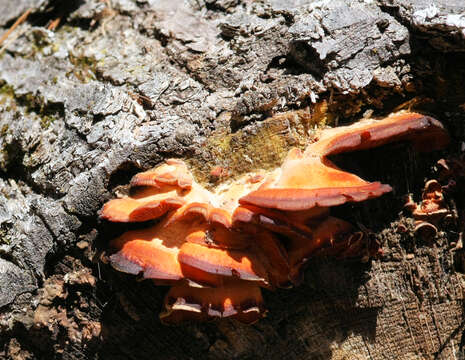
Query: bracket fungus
405 179 453 241
100 111 449 324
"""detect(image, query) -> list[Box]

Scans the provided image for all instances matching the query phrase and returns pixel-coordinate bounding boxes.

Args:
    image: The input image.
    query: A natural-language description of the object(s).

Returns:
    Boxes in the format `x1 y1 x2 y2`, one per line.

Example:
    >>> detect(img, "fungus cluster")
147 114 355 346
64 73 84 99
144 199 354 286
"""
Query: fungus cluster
405 179 452 240
100 112 449 323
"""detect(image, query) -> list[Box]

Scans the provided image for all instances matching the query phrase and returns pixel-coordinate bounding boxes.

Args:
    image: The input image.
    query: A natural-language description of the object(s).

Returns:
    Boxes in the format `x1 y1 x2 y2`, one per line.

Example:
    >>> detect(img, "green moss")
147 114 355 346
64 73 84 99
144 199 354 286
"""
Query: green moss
0 84 15 98
28 30 60 57
0 236 10 245
0 227 11 245
23 93 39 112
40 114 56 129
0 81 63 129
0 124 9 137
187 104 335 185
0 237 10 246
60 25 76 34
51 43 60 54
0 84 18 112
68 54 98 83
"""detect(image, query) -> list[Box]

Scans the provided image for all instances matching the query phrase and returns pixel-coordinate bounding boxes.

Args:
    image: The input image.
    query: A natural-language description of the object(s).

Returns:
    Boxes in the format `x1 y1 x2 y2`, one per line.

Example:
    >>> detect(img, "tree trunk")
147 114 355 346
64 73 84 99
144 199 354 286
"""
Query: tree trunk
1 0 465 359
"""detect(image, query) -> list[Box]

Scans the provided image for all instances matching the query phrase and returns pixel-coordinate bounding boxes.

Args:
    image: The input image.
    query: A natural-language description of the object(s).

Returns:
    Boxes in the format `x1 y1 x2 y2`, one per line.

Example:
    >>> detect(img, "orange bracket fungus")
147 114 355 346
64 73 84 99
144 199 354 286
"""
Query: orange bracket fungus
100 112 449 324
404 179 453 241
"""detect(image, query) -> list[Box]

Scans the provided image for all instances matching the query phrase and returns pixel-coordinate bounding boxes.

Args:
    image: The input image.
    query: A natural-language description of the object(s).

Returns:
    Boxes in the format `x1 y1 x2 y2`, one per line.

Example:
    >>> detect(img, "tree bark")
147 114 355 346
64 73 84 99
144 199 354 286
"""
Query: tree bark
1 0 465 359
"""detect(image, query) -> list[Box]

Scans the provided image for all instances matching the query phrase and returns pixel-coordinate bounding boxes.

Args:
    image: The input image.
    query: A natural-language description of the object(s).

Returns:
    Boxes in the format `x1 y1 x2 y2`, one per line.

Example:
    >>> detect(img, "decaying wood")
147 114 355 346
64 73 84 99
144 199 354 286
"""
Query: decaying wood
0 0 465 359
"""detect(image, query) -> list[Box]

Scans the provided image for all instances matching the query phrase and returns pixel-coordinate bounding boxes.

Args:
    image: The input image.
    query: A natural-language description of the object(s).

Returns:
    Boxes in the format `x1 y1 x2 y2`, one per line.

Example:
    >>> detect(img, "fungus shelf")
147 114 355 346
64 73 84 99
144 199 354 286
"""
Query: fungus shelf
100 111 449 323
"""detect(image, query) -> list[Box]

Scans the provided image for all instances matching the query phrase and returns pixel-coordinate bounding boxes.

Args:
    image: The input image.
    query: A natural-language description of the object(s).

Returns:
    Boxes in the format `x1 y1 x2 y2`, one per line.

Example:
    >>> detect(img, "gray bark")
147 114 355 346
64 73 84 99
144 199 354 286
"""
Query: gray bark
0 0 465 359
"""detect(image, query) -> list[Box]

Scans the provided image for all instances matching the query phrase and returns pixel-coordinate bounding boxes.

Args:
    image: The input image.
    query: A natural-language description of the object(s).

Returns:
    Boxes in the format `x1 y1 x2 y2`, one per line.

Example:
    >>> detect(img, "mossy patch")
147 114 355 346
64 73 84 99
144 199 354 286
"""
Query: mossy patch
0 82 63 129
19 93 62 129
68 54 98 83
0 83 15 98
187 102 337 185
39 114 57 129
0 234 11 246
0 124 9 137
0 83 18 112
0 224 12 245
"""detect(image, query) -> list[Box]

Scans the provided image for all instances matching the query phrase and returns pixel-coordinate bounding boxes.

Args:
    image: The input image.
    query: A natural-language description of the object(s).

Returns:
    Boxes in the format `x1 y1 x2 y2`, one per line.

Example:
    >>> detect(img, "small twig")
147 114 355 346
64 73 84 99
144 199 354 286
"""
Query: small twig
0 27 27 56
47 17 62 31
0 8 32 47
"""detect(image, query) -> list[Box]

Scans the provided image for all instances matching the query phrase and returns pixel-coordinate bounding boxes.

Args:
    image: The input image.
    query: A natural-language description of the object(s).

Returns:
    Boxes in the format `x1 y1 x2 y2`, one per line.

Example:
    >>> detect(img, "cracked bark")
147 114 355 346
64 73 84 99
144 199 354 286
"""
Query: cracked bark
1 0 465 359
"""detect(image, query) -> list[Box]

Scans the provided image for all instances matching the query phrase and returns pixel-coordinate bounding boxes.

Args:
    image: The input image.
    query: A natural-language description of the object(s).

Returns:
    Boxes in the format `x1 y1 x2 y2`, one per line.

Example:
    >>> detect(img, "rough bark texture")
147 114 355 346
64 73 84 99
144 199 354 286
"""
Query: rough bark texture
1 0 465 359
